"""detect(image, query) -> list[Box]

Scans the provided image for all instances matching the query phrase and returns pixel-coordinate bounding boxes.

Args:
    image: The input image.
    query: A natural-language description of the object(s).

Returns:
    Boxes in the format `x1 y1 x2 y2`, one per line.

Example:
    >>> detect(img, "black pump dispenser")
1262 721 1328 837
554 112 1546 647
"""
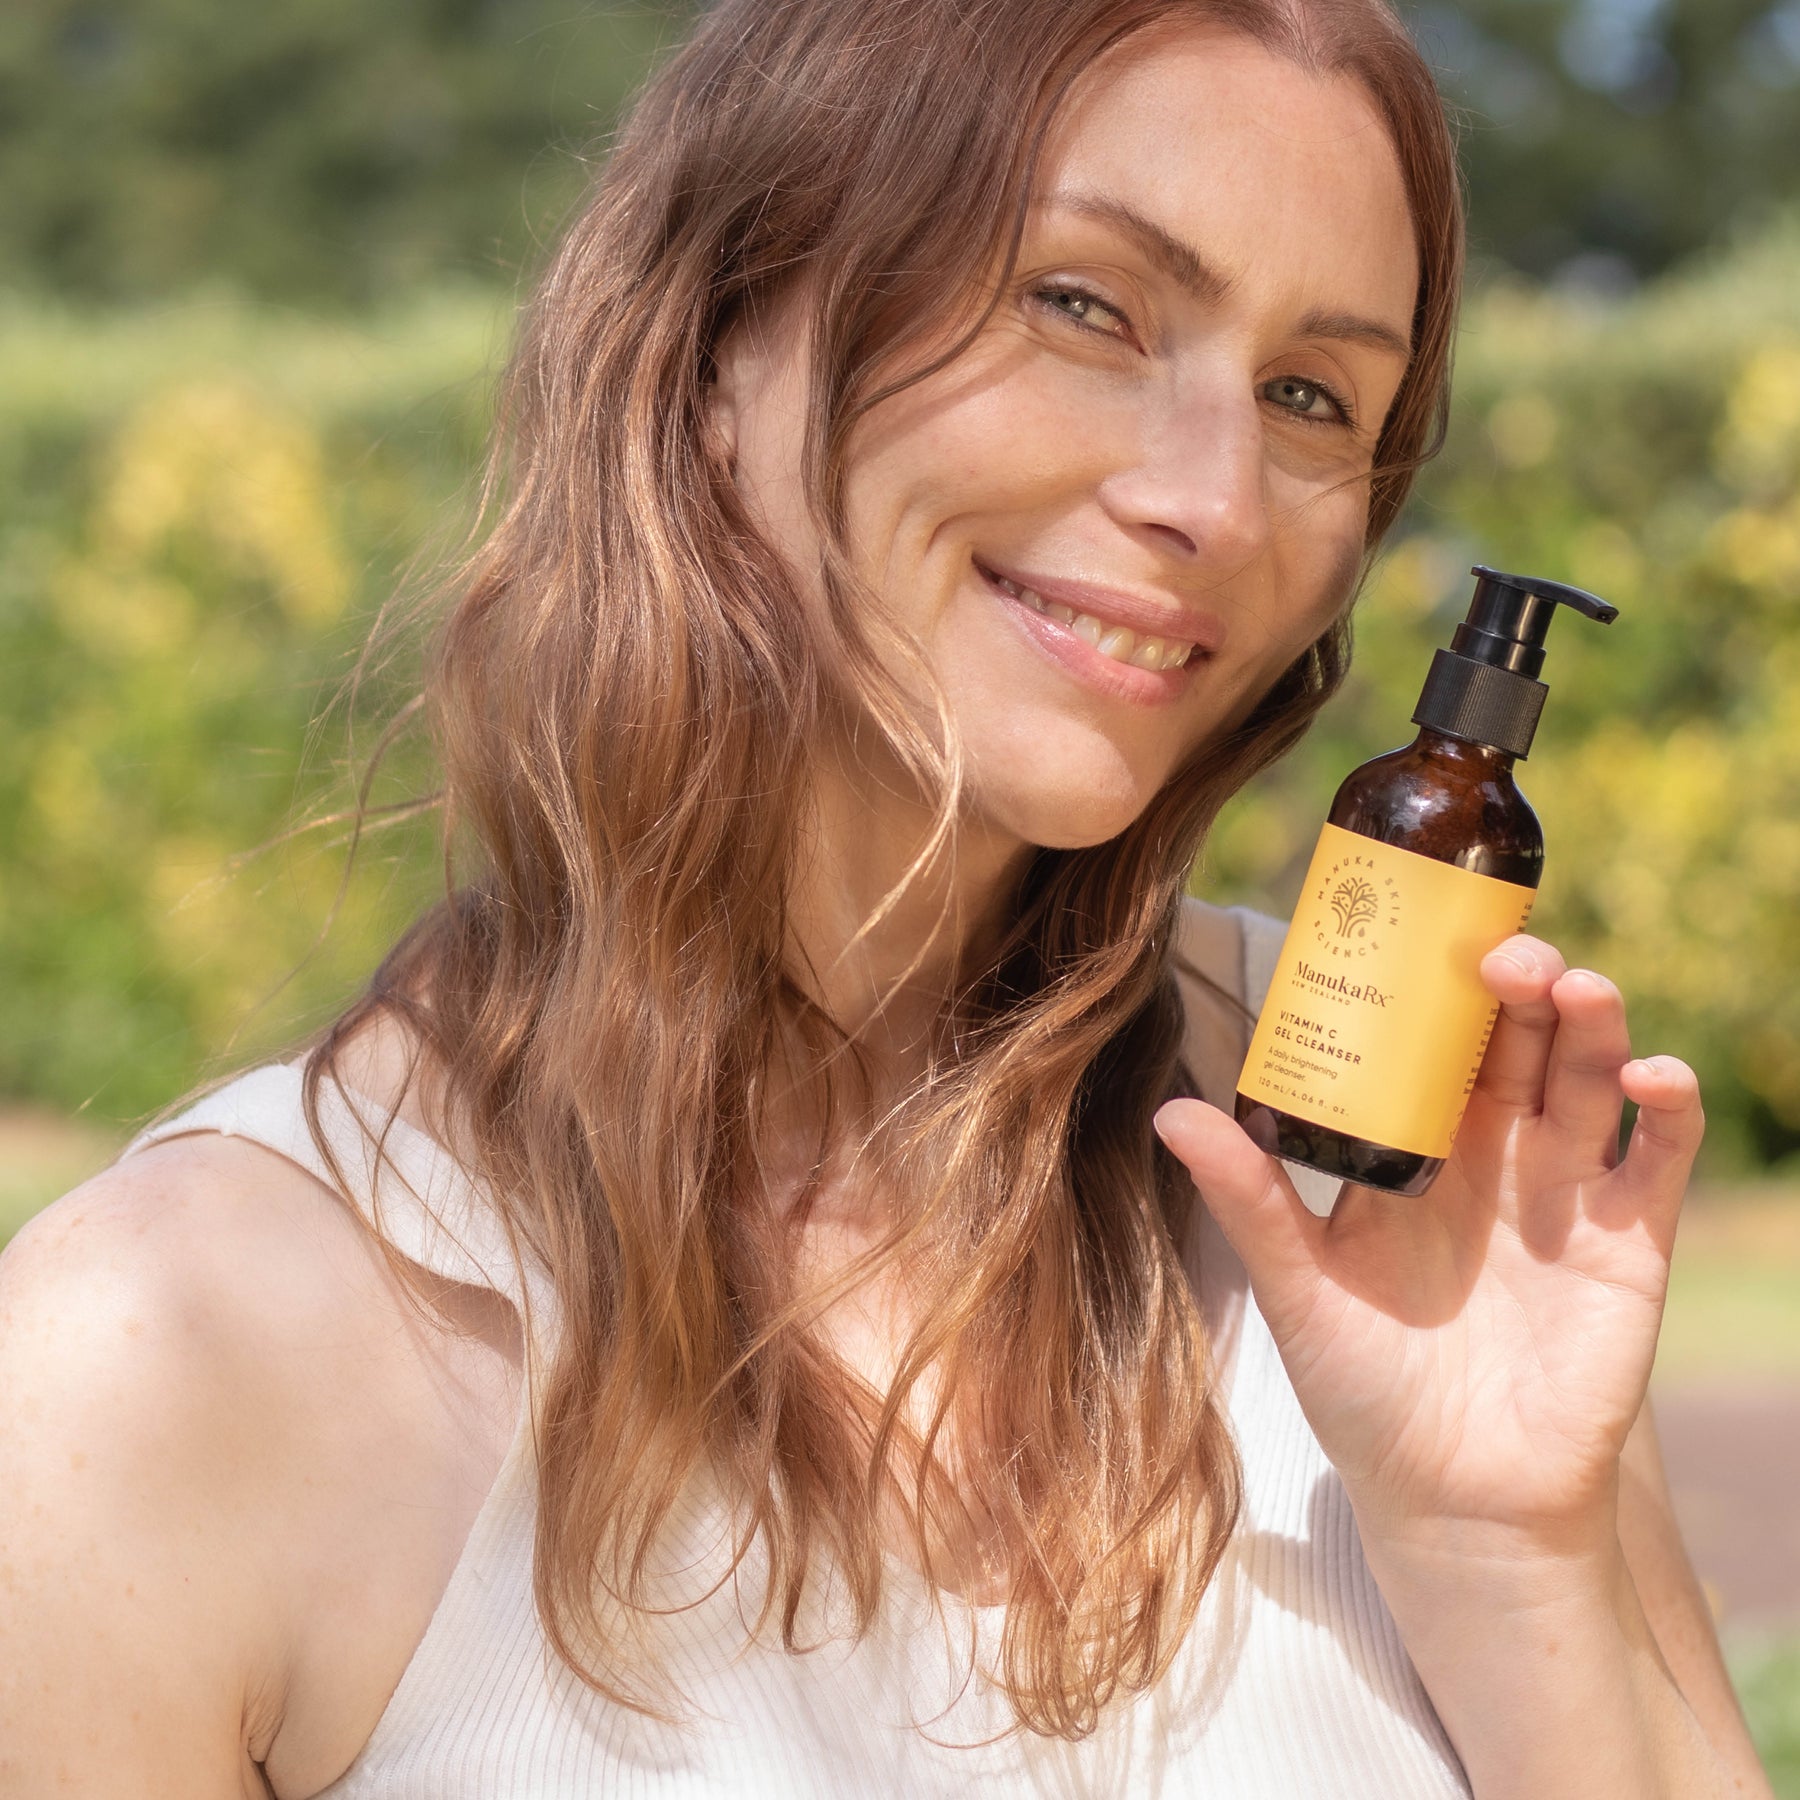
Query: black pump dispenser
1411 565 1620 758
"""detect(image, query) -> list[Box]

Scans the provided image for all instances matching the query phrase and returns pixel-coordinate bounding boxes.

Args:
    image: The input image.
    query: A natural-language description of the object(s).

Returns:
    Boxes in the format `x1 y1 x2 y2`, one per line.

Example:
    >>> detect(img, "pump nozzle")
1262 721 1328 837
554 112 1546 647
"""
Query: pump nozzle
1411 564 1619 757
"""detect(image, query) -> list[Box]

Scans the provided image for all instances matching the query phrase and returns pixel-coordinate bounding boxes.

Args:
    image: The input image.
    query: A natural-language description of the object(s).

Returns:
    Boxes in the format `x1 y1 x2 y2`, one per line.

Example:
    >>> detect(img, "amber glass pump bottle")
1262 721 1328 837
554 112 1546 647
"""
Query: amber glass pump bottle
1234 566 1619 1197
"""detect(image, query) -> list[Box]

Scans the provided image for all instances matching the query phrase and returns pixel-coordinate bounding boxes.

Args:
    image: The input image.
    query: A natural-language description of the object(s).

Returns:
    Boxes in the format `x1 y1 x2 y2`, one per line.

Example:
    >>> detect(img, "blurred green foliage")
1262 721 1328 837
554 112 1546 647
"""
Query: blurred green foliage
0 286 506 1119
1 221 1798 1165
4 2 1800 305
0 1 682 307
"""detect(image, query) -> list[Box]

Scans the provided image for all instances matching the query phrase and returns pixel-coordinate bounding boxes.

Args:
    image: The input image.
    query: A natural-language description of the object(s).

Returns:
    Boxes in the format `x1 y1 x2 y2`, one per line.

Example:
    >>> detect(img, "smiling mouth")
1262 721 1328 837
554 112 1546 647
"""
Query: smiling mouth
974 560 1199 673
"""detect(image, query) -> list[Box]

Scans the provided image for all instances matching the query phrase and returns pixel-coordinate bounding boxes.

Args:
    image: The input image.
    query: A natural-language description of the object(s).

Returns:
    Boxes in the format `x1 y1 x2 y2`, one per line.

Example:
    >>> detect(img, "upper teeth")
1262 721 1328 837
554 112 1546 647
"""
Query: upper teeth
994 575 1196 671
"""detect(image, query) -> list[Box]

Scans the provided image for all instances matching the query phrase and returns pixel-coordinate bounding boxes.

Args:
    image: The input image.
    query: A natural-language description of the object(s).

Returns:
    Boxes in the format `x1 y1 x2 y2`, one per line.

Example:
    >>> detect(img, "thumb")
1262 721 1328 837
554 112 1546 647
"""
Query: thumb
1153 1098 1329 1297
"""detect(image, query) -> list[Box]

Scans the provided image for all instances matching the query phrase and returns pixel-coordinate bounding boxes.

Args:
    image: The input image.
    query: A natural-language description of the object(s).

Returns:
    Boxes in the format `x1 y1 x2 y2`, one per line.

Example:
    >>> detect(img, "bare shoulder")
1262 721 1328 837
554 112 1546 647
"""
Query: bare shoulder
0 1138 366 1793
6 1115 412 1355
0 1091 523 1796
2 1117 442 1434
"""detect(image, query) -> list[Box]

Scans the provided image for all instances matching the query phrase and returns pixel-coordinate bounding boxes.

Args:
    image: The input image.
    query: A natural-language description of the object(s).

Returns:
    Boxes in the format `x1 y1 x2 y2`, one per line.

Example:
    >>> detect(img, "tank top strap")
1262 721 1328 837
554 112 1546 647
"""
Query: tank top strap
124 1060 559 1337
1175 898 1342 1219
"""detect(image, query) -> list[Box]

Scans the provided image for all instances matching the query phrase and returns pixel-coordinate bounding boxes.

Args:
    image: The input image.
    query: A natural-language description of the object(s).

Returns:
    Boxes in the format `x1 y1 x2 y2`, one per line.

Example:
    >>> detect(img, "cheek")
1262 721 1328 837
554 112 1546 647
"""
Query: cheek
1273 477 1370 625
1213 514 1364 726
1294 512 1367 629
842 341 1125 573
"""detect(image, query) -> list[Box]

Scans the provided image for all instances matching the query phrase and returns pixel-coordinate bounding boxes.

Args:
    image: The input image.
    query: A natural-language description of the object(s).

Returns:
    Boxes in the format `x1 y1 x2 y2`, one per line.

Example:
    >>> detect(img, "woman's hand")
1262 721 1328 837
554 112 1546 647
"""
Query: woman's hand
1155 934 1756 1795
1152 931 1705 1553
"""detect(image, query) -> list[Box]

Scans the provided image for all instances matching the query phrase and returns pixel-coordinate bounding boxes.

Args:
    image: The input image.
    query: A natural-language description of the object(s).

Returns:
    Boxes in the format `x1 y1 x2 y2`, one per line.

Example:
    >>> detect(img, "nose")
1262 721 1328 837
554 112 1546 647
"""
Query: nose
1094 382 1272 573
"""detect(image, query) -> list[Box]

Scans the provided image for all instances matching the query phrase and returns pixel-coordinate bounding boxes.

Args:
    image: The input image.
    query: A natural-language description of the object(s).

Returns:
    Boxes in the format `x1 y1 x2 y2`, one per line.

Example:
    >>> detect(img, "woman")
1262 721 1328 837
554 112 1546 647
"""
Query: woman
0 0 1772 1794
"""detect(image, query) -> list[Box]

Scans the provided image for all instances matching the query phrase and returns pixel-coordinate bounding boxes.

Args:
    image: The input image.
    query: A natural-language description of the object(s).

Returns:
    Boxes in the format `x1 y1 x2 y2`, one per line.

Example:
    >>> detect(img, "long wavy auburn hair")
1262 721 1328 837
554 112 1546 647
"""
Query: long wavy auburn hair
304 0 1463 1741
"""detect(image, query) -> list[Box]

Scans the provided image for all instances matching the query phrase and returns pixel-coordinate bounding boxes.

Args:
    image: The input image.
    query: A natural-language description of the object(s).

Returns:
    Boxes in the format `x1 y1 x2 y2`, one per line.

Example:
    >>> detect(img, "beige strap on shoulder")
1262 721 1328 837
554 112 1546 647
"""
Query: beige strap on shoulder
1169 897 1256 1382
1177 897 1344 1219
1173 897 1260 1108
1169 895 1339 1373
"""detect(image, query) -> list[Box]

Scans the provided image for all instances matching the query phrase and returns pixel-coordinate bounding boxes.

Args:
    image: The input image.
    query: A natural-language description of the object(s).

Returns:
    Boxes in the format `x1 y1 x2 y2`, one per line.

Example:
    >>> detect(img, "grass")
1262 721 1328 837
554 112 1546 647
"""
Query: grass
1730 1632 1800 1796
1657 1187 1800 1384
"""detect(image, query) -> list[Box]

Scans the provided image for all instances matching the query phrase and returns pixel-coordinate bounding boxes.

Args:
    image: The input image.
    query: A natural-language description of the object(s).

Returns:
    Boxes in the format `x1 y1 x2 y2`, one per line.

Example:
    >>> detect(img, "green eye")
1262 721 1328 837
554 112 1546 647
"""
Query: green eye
1269 378 1323 412
1031 282 1130 340
1264 376 1354 426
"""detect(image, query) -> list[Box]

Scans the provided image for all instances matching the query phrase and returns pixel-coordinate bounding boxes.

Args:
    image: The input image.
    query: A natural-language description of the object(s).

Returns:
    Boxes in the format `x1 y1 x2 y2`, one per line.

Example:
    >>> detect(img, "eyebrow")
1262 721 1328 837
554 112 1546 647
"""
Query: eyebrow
1294 307 1413 362
1050 191 1233 305
1043 189 1414 363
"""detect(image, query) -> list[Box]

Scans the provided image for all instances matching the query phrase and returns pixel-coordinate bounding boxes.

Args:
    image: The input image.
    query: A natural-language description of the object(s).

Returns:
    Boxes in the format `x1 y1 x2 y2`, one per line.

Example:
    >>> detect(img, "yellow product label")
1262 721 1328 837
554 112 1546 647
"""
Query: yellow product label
1237 823 1535 1159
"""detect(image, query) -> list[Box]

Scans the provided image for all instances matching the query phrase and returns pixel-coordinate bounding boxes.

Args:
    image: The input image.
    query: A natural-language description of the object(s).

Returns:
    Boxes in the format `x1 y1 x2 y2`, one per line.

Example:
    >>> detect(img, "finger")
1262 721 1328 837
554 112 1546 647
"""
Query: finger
1541 968 1633 1167
1472 934 1568 1110
1609 1055 1705 1230
1152 1099 1327 1298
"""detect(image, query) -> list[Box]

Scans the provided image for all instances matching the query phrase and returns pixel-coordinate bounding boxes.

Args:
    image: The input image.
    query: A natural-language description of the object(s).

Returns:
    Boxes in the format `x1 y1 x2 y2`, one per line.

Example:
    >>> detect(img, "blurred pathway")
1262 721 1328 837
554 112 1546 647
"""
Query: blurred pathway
1655 1382 1800 1630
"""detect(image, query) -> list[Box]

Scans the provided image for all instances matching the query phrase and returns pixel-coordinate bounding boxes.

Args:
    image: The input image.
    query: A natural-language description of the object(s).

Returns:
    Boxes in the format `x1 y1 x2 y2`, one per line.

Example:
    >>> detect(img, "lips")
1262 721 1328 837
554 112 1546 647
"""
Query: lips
975 556 1215 703
972 557 1225 671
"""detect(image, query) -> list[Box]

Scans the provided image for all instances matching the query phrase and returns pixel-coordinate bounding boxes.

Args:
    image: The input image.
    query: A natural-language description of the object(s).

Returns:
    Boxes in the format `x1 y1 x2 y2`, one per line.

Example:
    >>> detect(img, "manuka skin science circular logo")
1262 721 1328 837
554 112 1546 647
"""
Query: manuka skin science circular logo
1310 848 1401 960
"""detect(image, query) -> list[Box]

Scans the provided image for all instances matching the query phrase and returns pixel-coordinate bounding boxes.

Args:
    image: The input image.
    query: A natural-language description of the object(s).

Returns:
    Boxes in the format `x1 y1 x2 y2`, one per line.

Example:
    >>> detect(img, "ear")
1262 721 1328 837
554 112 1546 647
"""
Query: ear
703 325 745 474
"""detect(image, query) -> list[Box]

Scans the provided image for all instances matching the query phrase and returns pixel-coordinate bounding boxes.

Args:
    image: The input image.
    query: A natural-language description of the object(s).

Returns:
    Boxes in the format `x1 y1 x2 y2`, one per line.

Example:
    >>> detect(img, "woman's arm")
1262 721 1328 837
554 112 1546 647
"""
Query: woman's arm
1154 935 1774 1798
1618 1397 1766 1787
1355 1473 1767 1798
0 1165 293 1797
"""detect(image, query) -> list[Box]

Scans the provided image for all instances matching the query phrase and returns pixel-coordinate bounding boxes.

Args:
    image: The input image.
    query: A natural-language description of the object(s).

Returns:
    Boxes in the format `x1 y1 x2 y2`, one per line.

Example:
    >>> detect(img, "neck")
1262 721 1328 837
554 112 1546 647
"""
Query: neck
759 737 1034 1248
783 749 1033 1096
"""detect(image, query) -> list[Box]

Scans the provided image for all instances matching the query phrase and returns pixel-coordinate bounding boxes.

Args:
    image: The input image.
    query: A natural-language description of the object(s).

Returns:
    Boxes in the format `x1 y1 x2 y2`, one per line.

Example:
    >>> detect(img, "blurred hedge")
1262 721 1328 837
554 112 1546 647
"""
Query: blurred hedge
2 221 1798 1163
0 286 506 1119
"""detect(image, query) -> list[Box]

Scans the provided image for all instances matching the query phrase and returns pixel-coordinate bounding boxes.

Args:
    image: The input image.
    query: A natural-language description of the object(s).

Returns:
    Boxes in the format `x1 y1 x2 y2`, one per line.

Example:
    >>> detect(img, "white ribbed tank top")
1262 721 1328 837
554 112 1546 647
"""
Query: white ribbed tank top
127 900 1469 1799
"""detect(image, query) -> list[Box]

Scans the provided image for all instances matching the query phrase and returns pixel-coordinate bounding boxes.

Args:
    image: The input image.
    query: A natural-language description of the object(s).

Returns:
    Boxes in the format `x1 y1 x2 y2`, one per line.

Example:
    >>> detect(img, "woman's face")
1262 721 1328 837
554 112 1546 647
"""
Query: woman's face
717 24 1421 852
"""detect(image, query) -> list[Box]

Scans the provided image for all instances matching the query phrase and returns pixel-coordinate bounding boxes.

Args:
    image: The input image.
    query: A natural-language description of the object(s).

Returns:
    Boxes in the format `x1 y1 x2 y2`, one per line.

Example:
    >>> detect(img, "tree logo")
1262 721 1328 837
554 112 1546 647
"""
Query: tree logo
1309 850 1401 961
1330 875 1380 938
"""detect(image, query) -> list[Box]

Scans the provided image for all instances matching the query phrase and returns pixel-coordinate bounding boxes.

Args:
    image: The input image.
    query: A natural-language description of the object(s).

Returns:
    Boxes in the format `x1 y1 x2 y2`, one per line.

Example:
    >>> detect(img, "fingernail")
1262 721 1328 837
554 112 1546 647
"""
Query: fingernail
1152 1101 1195 1144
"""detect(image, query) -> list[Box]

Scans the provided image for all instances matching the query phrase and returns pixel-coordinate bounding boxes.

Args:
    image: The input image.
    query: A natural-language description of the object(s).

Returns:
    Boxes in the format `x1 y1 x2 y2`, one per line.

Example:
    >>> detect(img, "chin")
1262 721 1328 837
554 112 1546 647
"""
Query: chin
984 769 1165 854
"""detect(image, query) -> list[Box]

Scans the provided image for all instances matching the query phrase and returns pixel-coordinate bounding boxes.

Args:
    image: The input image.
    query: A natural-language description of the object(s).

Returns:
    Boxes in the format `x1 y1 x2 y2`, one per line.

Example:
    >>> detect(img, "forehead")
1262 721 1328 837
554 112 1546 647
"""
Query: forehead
1034 24 1419 331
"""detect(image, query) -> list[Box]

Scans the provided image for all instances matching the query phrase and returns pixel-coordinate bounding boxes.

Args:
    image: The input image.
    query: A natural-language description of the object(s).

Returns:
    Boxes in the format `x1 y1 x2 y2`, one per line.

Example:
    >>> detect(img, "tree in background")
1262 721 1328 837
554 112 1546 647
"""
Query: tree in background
1407 0 1800 282
2 0 1799 304
0 0 684 306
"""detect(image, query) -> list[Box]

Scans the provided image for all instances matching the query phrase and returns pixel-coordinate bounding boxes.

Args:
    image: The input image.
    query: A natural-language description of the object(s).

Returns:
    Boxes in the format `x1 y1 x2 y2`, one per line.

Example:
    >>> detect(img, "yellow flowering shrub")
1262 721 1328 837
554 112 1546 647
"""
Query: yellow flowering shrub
0 295 492 1119
3 225 1799 1165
